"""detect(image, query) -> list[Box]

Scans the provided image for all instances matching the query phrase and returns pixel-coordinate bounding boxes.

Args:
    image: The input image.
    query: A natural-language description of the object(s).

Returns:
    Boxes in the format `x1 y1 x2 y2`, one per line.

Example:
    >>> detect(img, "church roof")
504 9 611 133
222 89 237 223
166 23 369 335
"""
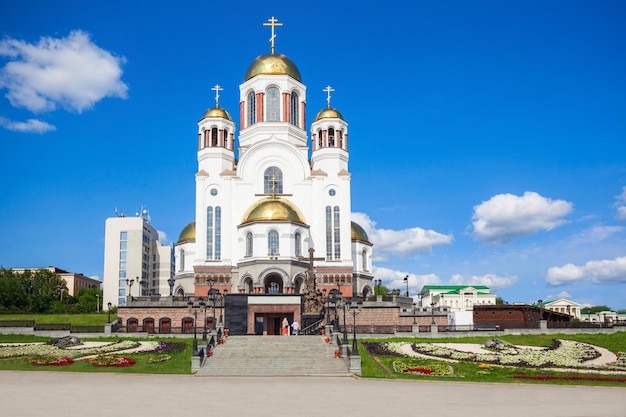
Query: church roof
201 106 232 121
176 221 196 244
351 221 370 244
314 107 344 122
244 53 302 82
241 197 306 224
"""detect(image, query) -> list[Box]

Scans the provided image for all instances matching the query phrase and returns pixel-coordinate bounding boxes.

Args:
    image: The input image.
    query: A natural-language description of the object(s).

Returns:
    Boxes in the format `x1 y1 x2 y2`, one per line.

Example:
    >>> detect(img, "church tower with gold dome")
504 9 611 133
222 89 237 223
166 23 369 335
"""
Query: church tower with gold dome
173 17 373 334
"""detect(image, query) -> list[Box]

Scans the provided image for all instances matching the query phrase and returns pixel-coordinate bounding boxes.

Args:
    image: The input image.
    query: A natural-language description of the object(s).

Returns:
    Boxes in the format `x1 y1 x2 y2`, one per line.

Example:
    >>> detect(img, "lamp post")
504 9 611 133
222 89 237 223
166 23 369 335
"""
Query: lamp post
430 302 436 325
322 289 329 325
220 290 227 326
403 275 409 297
168 277 175 296
187 300 199 355
96 293 100 313
346 298 363 354
413 302 417 324
126 278 134 301
199 299 207 342
342 300 349 344
374 279 381 296
107 302 112 323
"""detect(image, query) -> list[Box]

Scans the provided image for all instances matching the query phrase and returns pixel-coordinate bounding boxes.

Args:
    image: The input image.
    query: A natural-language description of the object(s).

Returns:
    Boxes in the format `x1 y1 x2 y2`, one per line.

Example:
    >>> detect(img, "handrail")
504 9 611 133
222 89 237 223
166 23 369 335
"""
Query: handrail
301 318 324 335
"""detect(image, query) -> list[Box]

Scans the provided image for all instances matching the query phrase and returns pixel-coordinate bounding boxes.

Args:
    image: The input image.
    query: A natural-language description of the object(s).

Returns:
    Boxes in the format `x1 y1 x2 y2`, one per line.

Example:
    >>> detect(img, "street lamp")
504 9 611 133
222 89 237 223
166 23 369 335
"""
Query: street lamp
403 275 409 297
430 302 436 325
187 300 200 355
199 299 207 342
346 298 363 354
322 289 330 325
220 289 227 326
413 302 417 324
342 300 349 344
374 279 381 296
126 278 134 301
96 293 100 313
107 302 112 323
168 277 175 296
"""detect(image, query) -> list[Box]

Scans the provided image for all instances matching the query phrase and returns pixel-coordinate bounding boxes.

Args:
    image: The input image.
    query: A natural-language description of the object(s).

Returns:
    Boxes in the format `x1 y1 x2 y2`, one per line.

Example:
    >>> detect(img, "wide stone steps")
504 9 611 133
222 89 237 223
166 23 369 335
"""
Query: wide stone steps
195 335 351 377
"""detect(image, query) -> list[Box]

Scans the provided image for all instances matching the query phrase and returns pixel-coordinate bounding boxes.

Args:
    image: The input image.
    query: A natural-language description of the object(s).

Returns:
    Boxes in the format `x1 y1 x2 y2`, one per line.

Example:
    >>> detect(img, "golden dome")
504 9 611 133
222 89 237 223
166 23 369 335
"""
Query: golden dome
241 197 306 224
244 53 301 82
201 106 232 121
351 221 370 243
177 221 196 244
314 107 344 122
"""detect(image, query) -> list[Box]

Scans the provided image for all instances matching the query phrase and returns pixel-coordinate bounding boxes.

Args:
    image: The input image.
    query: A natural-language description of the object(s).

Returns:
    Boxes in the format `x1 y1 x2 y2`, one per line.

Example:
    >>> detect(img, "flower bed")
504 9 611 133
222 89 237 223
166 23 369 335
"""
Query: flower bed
511 375 626 383
0 340 140 360
393 360 453 376
30 356 74 366
89 355 136 367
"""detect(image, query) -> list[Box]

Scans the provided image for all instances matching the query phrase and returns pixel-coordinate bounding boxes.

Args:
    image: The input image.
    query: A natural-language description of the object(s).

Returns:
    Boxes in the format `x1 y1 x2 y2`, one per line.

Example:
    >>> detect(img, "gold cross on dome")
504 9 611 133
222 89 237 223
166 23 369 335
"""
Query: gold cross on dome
323 85 334 108
211 84 223 107
263 16 283 54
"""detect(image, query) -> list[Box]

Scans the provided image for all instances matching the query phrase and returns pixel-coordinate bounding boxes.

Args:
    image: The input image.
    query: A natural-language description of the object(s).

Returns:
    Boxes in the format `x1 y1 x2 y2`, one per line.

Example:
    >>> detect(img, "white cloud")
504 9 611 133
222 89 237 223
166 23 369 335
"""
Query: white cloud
546 256 626 286
157 230 169 245
0 30 128 113
352 212 453 261
472 191 573 245
574 225 624 242
546 291 571 300
372 266 440 296
615 186 626 220
0 116 55 133
448 273 518 290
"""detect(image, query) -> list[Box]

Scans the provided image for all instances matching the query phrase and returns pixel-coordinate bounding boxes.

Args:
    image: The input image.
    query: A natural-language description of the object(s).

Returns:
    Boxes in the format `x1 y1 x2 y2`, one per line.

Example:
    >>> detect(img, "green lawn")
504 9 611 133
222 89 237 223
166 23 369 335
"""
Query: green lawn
0 313 116 326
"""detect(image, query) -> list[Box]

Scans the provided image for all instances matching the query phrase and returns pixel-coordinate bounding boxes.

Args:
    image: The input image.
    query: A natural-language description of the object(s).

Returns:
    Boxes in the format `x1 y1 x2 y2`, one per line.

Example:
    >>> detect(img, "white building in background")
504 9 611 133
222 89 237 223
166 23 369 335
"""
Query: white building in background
419 285 497 312
102 212 174 307
542 298 582 319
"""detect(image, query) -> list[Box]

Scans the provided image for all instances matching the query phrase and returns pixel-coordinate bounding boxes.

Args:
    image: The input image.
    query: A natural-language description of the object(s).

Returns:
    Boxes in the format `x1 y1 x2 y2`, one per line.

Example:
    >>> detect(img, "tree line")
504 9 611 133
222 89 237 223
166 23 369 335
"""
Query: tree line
0 268 102 314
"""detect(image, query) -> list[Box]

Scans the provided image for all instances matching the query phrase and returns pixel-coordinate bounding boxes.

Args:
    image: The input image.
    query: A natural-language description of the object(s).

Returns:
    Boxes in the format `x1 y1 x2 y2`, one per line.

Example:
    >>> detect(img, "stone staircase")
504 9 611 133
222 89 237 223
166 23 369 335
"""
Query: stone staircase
195 335 352 377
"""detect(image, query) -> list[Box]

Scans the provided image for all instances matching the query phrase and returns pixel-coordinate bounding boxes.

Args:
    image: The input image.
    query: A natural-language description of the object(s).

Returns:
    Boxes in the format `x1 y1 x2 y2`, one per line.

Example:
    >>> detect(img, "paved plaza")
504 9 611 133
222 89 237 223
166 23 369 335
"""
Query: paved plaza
1 371 625 417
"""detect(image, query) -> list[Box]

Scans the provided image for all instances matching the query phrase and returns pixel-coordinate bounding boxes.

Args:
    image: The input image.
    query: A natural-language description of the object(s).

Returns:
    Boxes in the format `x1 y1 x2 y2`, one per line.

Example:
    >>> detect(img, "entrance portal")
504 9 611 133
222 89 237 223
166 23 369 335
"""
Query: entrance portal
254 313 293 335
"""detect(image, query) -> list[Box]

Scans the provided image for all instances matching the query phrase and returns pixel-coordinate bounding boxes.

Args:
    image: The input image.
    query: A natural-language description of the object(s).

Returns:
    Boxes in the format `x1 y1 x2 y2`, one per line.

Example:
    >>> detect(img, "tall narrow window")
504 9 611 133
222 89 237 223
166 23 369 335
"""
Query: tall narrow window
215 207 221 260
180 249 185 271
318 130 323 148
325 206 332 260
333 206 341 259
211 127 218 146
328 128 335 147
206 206 221 260
246 232 253 257
247 91 256 126
295 232 302 257
267 87 280 121
223 129 229 148
207 207 213 259
362 249 368 272
264 166 283 195
268 230 279 255
290 92 299 127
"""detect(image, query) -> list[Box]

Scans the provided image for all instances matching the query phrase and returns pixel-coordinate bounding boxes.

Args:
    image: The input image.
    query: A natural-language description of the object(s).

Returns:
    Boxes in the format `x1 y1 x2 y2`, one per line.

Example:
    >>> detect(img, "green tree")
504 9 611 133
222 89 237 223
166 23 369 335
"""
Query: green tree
22 269 69 313
495 297 506 305
581 305 612 314
75 288 103 313
0 269 28 312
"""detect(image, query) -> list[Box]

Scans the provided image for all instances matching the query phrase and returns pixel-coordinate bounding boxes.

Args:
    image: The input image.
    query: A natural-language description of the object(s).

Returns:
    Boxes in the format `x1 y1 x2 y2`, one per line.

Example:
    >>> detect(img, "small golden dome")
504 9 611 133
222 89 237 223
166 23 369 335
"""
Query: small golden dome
244 53 301 82
351 221 370 243
241 197 306 224
314 107 344 122
201 106 232 121
177 221 196 244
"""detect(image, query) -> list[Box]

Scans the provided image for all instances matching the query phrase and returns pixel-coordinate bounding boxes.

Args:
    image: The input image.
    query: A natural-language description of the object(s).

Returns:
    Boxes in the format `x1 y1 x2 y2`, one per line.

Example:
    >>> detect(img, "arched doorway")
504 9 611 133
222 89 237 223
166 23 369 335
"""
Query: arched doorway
264 274 283 294
293 274 304 293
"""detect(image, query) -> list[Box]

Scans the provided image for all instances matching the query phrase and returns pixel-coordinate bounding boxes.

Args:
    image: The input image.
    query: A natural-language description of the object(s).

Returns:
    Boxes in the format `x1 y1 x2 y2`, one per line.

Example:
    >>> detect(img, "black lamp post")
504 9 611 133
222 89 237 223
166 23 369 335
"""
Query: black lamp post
374 279 381 296
413 302 417 324
199 299 207 342
187 300 199 355
126 278 134 301
168 277 175 296
346 298 363 354
322 289 329 325
342 299 349 344
403 275 409 297
107 302 112 323
430 302 436 325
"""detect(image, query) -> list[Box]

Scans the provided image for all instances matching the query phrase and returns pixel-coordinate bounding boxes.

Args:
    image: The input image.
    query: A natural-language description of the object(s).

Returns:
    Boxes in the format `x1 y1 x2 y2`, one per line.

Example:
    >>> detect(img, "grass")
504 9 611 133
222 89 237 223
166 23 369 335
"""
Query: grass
358 332 626 387
0 313 116 326
0 335 191 374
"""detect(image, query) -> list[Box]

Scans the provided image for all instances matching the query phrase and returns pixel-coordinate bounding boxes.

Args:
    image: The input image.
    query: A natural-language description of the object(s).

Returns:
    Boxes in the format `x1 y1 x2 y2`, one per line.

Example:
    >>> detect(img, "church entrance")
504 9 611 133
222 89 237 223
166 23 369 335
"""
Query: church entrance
264 274 283 294
254 313 293 335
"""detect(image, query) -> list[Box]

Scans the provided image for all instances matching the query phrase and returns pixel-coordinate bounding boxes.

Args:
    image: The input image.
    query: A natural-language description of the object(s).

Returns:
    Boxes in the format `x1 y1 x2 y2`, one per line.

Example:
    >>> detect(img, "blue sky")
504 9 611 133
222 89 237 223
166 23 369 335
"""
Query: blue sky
1 1 625 309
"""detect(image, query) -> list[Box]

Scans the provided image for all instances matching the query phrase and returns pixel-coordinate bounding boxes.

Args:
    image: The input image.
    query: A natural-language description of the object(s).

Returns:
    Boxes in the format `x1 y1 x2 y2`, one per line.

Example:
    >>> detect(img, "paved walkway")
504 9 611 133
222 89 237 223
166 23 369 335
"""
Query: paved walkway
1 372 625 417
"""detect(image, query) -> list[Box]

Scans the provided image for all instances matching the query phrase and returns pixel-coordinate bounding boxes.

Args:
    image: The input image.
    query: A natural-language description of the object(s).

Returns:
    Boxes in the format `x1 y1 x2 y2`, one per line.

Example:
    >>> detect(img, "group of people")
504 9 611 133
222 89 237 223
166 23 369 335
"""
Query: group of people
281 317 299 335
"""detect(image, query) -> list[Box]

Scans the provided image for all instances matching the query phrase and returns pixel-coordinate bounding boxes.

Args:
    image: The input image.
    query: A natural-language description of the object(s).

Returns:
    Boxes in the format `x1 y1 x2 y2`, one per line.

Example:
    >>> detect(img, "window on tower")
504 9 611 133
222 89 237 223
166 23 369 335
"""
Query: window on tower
290 92 299 127
267 87 280 121
264 166 283 195
268 230 279 255
328 128 335 147
247 91 256 126
295 232 302 257
211 127 218 146
206 206 221 261
246 232 253 257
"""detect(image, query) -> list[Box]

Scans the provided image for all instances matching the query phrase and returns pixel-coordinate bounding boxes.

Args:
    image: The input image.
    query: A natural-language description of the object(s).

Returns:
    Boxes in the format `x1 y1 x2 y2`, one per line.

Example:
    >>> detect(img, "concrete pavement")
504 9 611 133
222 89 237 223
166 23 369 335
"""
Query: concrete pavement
1 371 625 417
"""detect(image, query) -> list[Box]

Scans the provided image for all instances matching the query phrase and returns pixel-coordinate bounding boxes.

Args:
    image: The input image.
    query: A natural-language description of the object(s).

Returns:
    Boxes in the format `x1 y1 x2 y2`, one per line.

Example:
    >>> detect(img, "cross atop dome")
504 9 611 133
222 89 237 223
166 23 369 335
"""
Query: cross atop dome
211 84 223 107
323 85 334 109
263 16 283 54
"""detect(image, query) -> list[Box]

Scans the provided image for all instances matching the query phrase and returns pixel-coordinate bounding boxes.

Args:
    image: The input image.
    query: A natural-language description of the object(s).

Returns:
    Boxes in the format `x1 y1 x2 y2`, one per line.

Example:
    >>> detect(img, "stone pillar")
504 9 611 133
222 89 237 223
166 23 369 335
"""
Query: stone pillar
412 324 420 334
430 323 438 334
539 320 548 330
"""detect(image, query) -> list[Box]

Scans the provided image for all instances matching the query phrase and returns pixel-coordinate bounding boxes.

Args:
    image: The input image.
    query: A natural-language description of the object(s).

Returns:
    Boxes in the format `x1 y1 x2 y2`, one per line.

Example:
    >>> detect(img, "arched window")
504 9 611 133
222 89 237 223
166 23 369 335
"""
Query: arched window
211 127 218 146
333 206 341 259
179 249 185 271
295 232 301 257
267 87 280 121
326 206 341 260
264 166 283 195
362 249 368 272
223 129 228 148
290 92 299 127
206 206 221 260
246 232 253 257
328 128 335 147
247 91 256 126
318 130 323 148
268 230 279 255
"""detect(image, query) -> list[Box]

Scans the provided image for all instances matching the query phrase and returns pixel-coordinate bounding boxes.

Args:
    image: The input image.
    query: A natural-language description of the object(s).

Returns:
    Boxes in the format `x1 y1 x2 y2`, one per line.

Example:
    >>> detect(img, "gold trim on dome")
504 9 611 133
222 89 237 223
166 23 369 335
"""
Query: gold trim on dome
314 107 344 121
351 221 370 244
201 106 232 121
241 197 306 224
244 53 301 81
177 221 196 244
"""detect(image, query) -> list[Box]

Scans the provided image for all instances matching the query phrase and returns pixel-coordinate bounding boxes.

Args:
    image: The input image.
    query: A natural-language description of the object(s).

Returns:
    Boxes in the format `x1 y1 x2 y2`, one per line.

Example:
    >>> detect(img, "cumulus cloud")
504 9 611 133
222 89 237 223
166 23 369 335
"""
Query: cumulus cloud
157 230 169 245
352 212 453 261
0 116 55 133
372 266 440 295
615 187 626 220
448 273 518 290
546 291 571 300
0 30 127 117
573 225 624 243
546 256 626 286
472 191 573 245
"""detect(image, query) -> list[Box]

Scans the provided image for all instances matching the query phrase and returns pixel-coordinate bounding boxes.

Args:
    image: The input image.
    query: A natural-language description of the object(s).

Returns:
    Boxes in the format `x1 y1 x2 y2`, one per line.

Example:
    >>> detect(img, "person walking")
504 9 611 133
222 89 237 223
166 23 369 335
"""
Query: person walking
282 317 289 335
291 320 299 336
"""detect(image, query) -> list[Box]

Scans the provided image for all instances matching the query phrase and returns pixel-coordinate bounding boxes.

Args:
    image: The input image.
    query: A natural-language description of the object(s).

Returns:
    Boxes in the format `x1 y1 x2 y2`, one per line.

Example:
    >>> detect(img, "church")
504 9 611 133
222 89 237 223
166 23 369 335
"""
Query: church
114 17 375 335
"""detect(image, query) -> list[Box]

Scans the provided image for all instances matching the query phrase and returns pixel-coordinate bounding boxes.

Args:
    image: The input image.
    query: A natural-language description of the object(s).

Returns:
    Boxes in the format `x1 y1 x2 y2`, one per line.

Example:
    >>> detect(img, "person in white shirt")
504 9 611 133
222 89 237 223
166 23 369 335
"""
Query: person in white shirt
291 320 299 336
